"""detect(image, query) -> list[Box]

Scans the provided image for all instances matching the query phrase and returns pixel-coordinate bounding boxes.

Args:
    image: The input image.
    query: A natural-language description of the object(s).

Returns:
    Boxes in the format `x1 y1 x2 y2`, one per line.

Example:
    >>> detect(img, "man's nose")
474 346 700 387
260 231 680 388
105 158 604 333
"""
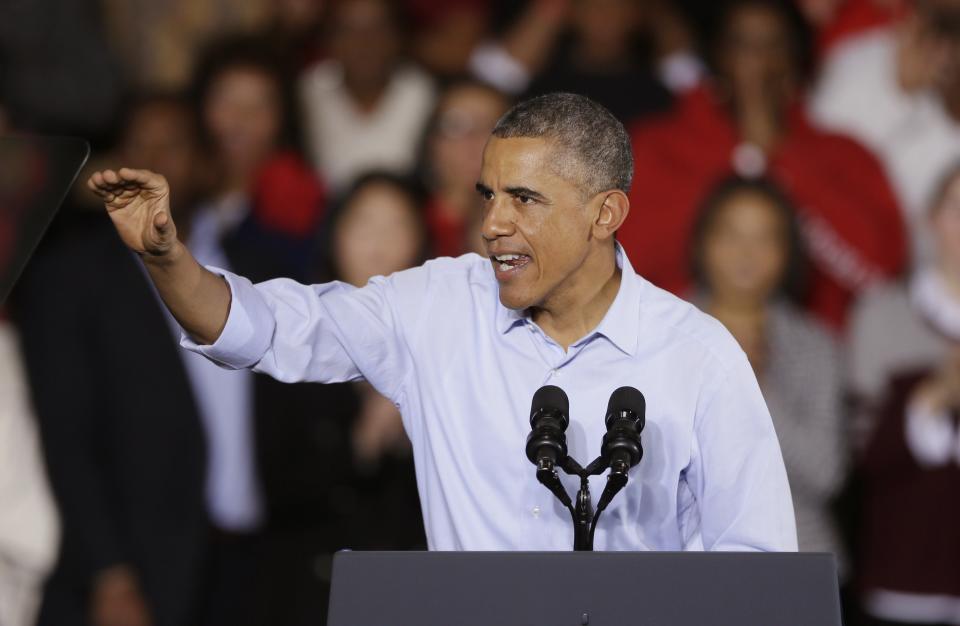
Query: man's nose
481 199 515 241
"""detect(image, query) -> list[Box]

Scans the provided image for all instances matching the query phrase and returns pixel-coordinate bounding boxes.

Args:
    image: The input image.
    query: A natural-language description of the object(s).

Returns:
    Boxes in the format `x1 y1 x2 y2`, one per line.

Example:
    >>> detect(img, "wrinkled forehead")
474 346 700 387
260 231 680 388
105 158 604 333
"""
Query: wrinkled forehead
480 135 588 194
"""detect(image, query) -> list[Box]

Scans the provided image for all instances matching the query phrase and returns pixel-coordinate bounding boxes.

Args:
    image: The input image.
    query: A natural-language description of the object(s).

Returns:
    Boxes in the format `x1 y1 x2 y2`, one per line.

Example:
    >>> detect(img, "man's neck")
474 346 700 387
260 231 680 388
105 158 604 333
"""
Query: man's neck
531 245 622 351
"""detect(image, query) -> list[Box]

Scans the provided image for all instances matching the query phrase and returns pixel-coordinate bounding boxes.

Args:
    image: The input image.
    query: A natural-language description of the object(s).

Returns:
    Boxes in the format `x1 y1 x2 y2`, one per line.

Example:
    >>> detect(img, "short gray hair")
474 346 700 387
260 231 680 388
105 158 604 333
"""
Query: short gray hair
491 92 633 196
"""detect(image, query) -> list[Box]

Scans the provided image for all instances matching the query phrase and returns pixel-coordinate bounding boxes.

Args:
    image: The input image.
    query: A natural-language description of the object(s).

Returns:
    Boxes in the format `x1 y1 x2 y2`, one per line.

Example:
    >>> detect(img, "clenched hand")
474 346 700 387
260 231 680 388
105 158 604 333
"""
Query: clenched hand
87 168 178 258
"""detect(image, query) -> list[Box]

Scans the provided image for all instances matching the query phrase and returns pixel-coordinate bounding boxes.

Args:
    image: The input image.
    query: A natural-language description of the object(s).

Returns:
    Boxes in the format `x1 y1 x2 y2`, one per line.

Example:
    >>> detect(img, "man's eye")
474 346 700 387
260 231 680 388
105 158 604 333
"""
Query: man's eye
480 190 494 201
517 194 534 204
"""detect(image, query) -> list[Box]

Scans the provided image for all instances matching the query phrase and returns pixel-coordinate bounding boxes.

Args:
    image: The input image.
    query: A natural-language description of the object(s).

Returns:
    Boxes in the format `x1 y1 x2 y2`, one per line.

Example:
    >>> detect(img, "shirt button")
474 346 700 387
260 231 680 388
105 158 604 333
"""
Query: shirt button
552 369 560 377
532 505 541 518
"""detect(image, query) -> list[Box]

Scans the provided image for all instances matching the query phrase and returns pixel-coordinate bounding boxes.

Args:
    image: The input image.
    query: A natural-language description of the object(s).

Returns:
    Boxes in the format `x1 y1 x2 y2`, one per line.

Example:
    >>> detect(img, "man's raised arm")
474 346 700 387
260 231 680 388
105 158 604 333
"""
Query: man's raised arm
88 168 230 345
90 167 420 401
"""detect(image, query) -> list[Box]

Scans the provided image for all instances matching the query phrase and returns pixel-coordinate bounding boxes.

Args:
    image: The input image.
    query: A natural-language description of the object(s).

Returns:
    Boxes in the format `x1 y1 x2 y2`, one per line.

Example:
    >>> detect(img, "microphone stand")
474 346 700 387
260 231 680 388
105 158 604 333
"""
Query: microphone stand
553 456 615 551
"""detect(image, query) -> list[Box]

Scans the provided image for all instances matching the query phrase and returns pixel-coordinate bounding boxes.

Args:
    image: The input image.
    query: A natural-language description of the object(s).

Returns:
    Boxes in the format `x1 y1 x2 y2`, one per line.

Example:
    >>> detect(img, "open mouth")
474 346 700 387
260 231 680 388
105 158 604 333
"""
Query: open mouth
490 253 532 279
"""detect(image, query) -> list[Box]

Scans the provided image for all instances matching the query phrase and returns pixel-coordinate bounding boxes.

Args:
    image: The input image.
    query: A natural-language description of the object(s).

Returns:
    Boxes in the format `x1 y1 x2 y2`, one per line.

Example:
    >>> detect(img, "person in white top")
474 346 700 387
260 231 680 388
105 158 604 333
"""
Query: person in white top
0 317 59 626
299 0 436 189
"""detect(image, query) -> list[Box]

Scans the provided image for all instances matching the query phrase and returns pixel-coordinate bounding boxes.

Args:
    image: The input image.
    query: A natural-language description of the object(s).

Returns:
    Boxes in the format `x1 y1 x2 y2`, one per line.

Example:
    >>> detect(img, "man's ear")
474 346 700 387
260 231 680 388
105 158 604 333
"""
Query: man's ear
592 190 630 240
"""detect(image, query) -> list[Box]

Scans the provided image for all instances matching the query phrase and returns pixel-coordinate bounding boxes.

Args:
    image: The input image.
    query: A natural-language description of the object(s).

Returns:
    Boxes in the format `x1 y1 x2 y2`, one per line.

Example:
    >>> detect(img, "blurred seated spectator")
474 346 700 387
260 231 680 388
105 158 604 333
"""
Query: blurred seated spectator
14 88 346 626
194 35 327 278
848 164 960 451
406 0 491 79
811 0 960 266
522 0 672 124
0 109 59 626
102 0 270 92
300 0 436 189
311 170 429 540
690 176 847 569
420 80 509 258
0 315 59 626
14 94 214 626
620 0 906 330
248 172 430 623
850 164 960 625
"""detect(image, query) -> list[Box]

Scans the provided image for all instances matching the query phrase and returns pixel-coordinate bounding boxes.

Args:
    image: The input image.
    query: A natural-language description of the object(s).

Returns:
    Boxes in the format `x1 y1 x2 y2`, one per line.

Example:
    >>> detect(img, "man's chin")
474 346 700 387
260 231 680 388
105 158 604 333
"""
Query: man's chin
497 288 533 312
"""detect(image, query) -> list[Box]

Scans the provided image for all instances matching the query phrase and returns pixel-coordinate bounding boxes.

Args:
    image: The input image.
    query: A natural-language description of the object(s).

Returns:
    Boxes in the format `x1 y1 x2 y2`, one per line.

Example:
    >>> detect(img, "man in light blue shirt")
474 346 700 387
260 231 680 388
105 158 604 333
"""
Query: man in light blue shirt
88 93 797 552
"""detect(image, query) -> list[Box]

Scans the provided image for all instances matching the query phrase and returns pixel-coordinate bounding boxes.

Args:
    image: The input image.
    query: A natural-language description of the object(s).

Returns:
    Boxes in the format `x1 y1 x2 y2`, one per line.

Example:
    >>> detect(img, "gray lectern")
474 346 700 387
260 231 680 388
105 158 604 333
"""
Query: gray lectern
327 551 841 626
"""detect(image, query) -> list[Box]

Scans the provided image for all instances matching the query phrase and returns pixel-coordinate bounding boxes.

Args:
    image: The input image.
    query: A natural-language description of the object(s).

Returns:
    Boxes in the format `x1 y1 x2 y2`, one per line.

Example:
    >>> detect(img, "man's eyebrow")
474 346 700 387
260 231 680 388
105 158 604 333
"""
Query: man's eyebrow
475 182 492 195
504 186 549 203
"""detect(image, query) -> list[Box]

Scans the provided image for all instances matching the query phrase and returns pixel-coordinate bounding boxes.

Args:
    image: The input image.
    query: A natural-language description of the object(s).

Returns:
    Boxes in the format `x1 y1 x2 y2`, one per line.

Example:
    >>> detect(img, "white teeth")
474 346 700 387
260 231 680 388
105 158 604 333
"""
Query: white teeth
499 263 511 271
495 254 522 261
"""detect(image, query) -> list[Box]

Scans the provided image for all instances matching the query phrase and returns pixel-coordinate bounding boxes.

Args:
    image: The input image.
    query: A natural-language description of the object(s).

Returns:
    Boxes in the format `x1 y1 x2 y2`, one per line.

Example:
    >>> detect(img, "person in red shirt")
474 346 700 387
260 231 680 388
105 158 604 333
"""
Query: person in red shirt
620 0 905 329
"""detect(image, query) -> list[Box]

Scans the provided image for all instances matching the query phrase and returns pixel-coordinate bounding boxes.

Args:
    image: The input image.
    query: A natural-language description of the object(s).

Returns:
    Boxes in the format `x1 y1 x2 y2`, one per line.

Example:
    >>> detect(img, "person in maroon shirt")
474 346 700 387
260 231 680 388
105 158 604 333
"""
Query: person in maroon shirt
852 160 960 626
619 0 906 329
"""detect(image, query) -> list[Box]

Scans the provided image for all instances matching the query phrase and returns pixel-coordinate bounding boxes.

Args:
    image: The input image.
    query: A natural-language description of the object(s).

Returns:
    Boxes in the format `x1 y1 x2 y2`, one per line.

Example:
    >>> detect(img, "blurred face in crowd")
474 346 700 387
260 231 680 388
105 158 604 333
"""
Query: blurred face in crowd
121 101 199 214
429 85 509 193
718 4 797 98
796 0 843 26
328 0 400 92
273 0 325 33
701 189 789 307
477 137 617 310
571 0 641 63
203 65 282 184
918 0 960 88
932 171 960 271
333 181 424 287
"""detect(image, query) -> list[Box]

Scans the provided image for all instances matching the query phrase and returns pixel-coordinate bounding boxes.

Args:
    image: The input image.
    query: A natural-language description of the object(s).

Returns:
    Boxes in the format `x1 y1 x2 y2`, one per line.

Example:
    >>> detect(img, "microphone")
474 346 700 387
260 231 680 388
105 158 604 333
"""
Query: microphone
594 386 646 529
601 386 646 477
525 385 570 471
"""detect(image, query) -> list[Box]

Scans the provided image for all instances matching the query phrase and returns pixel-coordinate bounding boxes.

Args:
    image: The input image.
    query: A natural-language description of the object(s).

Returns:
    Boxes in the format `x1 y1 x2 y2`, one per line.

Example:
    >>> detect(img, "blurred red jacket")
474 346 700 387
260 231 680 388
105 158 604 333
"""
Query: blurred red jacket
251 150 327 239
620 85 906 330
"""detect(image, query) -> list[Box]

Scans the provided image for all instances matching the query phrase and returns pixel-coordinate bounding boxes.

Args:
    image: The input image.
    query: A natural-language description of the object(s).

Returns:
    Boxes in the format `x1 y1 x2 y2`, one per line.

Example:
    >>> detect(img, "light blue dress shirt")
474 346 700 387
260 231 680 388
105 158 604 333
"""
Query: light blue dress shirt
183 245 797 551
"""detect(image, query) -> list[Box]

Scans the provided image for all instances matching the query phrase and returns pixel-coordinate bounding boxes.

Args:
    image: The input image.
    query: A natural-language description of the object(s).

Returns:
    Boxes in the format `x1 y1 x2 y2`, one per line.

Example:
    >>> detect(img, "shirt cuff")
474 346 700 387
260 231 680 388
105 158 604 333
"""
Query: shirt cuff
179 266 275 369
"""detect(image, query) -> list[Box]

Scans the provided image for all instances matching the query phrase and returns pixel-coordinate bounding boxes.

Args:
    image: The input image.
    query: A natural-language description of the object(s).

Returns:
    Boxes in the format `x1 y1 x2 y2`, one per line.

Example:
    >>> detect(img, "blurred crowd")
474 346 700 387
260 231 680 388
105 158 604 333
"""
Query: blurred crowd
1 0 959 625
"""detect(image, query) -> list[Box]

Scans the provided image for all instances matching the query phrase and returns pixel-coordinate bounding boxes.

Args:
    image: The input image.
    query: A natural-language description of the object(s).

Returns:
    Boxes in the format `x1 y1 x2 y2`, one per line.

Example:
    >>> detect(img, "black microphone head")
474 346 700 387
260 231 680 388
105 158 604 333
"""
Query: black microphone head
526 385 570 466
529 385 569 428
605 386 646 431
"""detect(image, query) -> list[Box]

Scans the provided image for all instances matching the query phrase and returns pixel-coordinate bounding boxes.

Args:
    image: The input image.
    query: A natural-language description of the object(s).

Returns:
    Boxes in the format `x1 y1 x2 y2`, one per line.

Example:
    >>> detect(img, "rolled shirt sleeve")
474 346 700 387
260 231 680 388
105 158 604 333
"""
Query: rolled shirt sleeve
181 265 418 404
181 267 277 370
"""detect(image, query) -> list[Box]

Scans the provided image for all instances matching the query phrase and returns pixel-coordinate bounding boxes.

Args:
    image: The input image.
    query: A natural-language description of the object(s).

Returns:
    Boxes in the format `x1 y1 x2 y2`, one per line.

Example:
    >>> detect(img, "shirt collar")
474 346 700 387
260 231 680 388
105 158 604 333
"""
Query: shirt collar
495 242 643 356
